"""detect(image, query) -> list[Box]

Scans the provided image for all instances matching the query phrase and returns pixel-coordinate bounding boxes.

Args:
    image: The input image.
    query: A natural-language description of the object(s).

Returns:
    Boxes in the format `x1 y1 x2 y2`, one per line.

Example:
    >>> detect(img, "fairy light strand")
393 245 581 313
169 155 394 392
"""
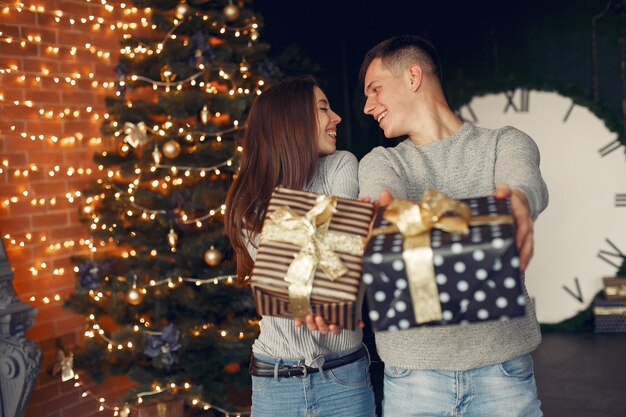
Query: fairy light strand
0 1 149 32
0 33 113 61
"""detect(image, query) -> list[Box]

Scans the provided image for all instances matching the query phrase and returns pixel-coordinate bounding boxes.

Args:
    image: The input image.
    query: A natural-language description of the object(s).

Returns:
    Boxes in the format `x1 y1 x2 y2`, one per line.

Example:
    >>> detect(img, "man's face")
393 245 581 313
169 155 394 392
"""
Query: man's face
363 58 410 138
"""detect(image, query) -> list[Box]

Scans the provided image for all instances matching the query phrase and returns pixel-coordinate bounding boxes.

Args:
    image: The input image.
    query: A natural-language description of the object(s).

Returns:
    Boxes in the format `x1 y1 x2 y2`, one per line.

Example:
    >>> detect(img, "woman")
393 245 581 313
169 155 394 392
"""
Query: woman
224 77 375 417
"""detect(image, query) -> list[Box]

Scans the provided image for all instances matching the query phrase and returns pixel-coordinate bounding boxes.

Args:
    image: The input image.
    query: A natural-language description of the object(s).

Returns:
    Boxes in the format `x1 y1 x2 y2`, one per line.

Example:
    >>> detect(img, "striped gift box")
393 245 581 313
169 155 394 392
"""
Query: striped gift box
250 187 374 330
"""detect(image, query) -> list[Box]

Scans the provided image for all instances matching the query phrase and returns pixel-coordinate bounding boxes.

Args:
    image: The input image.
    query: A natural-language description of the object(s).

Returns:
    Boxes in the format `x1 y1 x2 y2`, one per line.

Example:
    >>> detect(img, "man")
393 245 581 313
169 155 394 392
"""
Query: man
359 35 548 416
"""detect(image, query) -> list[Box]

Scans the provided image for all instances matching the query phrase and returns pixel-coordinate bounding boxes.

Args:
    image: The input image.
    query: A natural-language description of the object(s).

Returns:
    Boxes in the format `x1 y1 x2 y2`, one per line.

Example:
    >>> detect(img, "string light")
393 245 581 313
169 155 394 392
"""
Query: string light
29 293 63 305
1 128 105 145
85 312 257 354
119 15 260 60
6 101 109 121
0 65 118 91
0 33 113 61
0 1 148 32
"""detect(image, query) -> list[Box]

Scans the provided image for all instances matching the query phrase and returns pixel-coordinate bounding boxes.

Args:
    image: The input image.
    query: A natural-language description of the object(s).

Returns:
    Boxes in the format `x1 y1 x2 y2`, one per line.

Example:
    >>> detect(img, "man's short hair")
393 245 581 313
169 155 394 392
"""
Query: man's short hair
359 35 442 84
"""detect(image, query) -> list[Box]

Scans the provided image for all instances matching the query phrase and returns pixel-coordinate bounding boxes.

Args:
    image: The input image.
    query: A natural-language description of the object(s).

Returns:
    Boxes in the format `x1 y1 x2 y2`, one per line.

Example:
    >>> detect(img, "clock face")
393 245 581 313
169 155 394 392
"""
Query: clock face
458 89 626 323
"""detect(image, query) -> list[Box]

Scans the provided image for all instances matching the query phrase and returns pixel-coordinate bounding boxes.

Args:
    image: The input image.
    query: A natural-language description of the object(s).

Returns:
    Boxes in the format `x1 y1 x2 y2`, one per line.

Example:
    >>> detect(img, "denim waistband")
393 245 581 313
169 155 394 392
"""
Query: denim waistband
252 344 365 367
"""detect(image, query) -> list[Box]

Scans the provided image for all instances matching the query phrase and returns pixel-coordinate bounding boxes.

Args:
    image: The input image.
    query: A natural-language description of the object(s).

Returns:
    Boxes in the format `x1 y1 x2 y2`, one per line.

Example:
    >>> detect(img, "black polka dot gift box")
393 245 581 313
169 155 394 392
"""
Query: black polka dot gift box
363 190 526 332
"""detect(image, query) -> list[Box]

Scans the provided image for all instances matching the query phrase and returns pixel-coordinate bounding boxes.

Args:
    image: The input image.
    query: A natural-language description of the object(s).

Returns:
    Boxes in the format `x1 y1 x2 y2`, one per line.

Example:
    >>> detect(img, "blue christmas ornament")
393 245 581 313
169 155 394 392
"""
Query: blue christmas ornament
187 31 215 68
144 323 182 367
256 59 283 83
78 261 102 289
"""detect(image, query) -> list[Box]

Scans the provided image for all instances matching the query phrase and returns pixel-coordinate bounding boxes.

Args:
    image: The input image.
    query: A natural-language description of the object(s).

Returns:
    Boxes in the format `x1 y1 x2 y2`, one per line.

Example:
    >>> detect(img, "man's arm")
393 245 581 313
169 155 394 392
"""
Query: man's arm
358 147 407 200
493 127 549 271
494 127 549 219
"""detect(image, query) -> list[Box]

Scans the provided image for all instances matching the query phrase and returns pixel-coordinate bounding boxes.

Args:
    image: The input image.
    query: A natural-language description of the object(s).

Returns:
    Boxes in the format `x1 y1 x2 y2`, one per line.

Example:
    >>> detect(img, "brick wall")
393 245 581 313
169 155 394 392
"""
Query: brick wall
1 1 138 416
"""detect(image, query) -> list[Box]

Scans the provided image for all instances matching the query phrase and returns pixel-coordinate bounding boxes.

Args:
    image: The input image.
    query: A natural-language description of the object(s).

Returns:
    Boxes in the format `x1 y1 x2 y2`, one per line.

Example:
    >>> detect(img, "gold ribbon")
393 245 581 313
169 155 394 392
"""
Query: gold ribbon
260 195 365 318
604 285 626 298
594 306 626 316
371 189 513 324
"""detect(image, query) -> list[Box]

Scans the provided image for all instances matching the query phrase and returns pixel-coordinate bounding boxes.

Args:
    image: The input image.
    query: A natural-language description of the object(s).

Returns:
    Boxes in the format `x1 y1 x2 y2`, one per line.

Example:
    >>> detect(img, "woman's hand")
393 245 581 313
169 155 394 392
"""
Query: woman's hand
294 315 364 335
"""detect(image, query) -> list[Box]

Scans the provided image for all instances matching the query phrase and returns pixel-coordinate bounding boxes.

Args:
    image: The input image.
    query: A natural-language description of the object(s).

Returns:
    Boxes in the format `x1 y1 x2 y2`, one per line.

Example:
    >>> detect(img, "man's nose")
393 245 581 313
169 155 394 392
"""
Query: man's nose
363 96 375 115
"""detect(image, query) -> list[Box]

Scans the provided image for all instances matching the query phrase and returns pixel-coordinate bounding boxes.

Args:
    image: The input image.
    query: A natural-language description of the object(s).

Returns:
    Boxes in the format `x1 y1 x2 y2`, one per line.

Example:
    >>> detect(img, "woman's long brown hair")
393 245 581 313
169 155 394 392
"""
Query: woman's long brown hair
224 76 320 283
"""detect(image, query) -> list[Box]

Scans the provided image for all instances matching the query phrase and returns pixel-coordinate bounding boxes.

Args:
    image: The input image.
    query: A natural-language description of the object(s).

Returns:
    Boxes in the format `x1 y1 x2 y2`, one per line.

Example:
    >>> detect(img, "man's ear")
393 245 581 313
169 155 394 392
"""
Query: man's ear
406 64 423 92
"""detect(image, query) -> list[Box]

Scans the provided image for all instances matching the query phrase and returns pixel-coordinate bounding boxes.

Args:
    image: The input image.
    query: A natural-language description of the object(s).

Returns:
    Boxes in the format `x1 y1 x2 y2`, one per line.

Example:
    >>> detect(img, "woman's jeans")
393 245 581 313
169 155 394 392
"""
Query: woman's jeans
250 346 376 417
383 353 542 417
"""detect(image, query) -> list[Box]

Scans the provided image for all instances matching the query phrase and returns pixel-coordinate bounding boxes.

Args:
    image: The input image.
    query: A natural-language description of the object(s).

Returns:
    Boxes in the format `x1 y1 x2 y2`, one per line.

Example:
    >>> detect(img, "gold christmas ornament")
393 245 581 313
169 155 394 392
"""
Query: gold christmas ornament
167 228 178 248
127 285 143 305
204 246 223 266
223 1 239 21
175 3 189 19
152 146 162 165
162 140 181 159
200 105 210 124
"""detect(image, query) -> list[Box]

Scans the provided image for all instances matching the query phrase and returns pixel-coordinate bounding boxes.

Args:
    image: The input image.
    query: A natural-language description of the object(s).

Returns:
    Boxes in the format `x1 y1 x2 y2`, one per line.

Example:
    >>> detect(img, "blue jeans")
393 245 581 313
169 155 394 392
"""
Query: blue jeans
383 354 542 417
250 346 376 417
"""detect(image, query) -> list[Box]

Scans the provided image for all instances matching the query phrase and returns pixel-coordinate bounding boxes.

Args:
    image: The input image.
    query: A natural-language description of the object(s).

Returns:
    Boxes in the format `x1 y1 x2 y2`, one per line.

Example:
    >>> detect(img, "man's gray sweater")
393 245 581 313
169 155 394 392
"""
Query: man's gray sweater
359 122 549 370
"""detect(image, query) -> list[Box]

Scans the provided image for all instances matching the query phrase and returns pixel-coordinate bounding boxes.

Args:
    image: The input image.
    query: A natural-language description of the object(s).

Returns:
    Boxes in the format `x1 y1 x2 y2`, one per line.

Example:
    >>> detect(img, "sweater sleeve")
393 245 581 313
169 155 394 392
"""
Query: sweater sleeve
358 146 408 200
324 150 359 199
494 127 549 219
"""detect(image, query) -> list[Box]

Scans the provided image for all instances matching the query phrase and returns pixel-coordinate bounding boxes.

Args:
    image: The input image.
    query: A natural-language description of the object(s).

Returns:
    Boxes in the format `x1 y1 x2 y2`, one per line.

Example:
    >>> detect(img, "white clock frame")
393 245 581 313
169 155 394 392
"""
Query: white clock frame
458 89 626 323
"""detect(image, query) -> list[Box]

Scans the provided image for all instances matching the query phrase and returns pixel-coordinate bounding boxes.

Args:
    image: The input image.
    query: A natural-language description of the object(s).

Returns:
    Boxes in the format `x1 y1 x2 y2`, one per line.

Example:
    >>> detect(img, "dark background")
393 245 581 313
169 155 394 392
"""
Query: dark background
255 0 625 158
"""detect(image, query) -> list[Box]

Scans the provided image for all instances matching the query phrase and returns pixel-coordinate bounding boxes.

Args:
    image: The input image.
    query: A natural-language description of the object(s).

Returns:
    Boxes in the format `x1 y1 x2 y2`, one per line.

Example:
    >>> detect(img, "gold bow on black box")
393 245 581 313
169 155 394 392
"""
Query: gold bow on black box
260 195 365 318
371 189 513 324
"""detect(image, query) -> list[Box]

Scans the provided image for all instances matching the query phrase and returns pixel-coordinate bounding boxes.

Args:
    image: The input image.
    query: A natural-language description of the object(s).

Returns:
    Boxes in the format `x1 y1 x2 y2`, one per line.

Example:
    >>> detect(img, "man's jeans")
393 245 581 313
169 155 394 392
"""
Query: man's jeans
250 346 376 417
383 354 542 417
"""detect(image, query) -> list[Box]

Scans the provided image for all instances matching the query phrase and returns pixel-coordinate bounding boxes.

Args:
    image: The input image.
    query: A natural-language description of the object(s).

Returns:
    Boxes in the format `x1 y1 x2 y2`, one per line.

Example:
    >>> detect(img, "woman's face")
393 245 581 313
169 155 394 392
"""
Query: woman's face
314 86 341 156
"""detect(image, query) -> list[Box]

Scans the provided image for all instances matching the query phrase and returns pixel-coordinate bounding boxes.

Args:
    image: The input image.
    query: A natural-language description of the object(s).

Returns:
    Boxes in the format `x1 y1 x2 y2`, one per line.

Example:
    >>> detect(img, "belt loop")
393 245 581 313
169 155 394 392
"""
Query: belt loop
309 354 326 380
273 359 281 381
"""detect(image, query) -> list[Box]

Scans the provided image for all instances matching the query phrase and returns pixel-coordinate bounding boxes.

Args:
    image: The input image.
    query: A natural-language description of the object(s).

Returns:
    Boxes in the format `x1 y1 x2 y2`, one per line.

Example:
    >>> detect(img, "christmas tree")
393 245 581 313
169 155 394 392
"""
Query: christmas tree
63 1 281 415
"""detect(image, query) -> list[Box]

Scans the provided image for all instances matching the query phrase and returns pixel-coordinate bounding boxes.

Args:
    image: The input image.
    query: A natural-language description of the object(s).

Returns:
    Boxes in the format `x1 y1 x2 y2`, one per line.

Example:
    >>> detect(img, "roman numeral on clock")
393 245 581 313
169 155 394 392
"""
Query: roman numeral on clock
457 104 478 123
597 238 625 270
504 88 529 113
563 101 575 122
562 277 584 303
598 137 623 157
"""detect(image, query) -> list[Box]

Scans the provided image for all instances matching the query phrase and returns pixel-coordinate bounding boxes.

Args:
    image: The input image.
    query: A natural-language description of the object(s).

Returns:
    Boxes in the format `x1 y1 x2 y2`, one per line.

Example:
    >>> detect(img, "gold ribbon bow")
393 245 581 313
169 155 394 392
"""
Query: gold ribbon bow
52 350 75 382
260 195 365 318
123 121 148 148
372 189 512 324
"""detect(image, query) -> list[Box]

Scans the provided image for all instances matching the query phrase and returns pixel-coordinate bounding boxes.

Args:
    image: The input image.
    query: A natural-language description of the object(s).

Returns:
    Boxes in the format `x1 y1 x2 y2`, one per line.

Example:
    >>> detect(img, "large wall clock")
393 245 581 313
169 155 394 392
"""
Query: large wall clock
458 89 626 323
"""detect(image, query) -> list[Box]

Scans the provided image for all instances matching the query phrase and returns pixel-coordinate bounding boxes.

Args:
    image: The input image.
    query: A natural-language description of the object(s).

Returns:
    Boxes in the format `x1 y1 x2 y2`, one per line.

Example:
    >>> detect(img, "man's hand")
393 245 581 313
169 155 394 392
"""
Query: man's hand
493 183 534 272
377 190 394 208
294 315 364 335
